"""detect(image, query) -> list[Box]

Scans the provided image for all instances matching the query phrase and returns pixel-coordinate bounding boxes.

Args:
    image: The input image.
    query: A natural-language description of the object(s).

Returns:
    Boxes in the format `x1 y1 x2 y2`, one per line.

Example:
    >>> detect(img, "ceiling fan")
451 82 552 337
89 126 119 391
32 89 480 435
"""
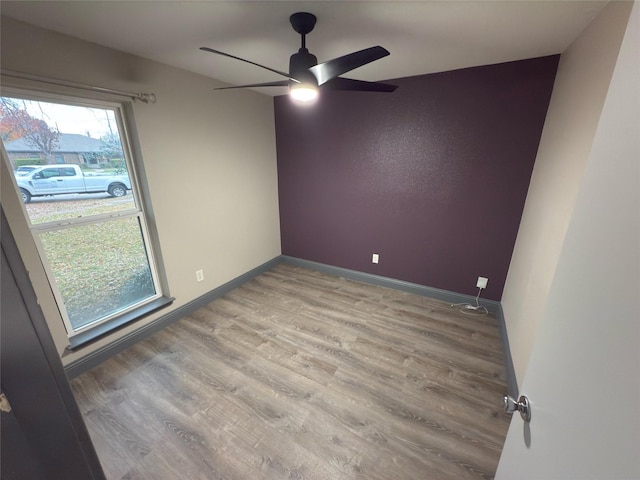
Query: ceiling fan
200 12 397 103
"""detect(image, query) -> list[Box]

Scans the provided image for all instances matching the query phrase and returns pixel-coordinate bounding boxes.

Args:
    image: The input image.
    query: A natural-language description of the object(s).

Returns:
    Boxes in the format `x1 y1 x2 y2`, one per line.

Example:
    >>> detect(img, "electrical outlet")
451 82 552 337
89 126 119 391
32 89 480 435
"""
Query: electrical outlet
372 253 379 264
196 269 204 282
477 276 488 289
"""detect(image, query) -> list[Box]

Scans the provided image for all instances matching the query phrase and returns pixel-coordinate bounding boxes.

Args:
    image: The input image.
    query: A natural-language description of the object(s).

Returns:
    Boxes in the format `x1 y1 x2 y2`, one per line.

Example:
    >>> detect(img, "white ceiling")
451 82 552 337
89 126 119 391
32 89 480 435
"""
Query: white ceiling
1 1 608 96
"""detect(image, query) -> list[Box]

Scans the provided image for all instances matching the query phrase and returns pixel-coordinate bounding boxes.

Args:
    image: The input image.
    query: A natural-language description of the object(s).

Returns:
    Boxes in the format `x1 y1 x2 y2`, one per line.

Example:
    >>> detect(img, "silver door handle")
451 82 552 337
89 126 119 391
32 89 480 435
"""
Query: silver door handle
0 392 12 413
503 394 531 422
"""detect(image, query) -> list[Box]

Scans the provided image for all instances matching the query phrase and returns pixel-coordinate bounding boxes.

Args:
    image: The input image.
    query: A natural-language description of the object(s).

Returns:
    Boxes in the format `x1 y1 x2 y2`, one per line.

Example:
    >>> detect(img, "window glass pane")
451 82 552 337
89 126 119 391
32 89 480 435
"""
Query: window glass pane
1 97 134 224
39 217 156 331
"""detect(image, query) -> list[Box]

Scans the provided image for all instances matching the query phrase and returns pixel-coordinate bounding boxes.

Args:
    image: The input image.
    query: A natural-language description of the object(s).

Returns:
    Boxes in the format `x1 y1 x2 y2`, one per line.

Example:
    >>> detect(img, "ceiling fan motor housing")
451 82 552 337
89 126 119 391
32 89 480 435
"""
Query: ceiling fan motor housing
290 49 318 80
289 12 319 83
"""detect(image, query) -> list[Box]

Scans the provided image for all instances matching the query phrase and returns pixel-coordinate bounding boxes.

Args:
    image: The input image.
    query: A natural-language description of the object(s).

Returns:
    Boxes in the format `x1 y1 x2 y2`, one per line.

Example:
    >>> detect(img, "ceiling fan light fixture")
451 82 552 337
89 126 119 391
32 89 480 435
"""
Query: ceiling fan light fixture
289 82 318 103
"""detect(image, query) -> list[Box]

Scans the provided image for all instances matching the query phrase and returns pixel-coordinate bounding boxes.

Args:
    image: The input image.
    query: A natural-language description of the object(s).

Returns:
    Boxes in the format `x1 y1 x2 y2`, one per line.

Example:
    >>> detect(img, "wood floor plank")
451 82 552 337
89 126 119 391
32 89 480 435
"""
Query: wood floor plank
71 263 510 479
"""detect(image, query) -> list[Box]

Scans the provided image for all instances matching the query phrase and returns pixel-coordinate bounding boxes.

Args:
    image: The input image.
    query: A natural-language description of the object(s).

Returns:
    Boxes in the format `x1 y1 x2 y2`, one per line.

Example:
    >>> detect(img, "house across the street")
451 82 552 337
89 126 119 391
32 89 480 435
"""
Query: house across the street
4 132 106 167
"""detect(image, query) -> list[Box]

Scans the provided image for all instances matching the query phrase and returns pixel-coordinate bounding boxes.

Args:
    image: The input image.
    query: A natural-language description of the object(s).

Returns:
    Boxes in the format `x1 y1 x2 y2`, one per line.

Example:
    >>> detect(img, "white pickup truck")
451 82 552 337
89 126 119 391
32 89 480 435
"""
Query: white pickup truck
15 164 131 203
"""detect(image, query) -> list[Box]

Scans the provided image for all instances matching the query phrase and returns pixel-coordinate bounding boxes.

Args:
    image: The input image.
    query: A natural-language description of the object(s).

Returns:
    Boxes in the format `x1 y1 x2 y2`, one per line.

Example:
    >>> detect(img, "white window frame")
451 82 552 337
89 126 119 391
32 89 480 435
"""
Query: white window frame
2 88 167 344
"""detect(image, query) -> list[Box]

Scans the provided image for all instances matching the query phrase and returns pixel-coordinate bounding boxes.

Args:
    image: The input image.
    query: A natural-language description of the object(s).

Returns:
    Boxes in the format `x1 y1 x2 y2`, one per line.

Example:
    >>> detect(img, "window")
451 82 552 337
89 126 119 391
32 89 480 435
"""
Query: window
1 93 169 347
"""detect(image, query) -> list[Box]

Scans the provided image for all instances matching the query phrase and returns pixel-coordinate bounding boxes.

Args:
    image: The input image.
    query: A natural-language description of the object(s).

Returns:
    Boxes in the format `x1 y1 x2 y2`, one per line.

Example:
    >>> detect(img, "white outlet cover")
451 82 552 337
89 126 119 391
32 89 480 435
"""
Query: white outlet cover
372 254 379 264
477 276 488 289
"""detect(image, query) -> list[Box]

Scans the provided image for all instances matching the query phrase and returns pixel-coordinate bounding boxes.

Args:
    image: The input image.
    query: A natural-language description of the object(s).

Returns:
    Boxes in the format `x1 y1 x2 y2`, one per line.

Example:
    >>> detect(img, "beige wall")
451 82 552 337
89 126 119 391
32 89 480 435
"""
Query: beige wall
500 0 633 386
497 2 639 476
0 17 281 365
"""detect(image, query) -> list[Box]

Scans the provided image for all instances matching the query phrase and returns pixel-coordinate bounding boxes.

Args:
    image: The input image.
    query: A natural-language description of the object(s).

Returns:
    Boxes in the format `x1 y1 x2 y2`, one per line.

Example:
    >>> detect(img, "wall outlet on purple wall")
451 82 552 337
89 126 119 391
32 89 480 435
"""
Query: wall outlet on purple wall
372 254 379 264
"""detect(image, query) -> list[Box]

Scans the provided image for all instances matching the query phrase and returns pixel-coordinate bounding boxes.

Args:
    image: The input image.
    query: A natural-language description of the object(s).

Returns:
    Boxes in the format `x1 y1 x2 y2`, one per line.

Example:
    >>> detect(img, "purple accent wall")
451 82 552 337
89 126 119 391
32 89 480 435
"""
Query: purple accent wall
274 56 559 301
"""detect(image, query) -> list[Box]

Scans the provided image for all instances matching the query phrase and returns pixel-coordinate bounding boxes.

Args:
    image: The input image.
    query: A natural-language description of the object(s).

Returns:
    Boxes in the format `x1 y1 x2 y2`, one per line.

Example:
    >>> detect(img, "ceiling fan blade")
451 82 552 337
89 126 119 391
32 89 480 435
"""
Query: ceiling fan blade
215 80 291 90
309 46 390 86
200 47 294 80
322 77 397 93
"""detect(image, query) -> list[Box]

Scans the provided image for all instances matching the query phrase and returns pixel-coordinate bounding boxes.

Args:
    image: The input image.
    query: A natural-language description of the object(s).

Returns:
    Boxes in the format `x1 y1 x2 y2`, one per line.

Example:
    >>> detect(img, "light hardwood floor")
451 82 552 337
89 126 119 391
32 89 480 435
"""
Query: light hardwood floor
71 263 511 479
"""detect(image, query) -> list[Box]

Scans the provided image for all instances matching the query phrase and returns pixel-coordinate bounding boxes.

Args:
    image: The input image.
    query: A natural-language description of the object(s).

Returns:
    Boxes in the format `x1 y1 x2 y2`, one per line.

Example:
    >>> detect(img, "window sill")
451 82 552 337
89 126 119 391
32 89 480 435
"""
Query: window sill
65 296 174 352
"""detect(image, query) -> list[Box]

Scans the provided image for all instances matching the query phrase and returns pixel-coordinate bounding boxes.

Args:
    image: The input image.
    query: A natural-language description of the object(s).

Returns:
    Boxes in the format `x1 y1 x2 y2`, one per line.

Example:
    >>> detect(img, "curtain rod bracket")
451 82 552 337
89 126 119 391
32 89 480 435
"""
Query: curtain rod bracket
136 93 156 104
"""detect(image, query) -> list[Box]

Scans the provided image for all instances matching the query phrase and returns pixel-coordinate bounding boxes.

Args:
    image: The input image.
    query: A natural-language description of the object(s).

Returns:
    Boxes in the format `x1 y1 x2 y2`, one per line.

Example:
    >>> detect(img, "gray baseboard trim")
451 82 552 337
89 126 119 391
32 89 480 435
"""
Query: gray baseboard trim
64 256 282 379
495 303 519 398
281 255 500 313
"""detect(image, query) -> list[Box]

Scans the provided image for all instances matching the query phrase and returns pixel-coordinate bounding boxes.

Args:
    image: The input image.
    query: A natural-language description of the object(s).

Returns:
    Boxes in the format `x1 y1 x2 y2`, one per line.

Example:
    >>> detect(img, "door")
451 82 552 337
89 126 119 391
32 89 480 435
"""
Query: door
0 207 105 479
496 5 639 478
31 166 64 194
0 404 43 479
58 165 85 191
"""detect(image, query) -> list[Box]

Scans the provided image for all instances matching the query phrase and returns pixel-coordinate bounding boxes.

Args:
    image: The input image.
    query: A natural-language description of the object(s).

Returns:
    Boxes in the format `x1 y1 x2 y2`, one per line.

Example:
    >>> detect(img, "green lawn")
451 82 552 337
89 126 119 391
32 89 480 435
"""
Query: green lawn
26 195 135 224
